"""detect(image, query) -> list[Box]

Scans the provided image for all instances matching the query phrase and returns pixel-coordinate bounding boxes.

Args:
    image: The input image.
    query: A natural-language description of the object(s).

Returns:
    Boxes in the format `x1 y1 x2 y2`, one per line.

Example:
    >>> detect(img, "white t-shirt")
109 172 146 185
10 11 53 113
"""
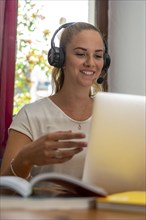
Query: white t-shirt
10 97 92 179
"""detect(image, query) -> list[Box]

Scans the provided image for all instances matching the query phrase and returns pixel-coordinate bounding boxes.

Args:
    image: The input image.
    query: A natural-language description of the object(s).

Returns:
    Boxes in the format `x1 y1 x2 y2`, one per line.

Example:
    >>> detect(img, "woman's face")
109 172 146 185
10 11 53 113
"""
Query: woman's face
63 30 104 88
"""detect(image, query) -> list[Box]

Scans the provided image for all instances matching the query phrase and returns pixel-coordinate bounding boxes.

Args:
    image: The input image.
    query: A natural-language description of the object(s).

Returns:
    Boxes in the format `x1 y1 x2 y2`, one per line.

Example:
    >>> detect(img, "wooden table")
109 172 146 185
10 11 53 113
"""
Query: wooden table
1 208 145 220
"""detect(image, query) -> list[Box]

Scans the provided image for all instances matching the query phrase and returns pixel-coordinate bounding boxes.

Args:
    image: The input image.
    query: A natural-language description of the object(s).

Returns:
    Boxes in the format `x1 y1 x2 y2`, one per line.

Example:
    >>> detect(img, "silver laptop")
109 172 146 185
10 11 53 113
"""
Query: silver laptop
83 92 145 194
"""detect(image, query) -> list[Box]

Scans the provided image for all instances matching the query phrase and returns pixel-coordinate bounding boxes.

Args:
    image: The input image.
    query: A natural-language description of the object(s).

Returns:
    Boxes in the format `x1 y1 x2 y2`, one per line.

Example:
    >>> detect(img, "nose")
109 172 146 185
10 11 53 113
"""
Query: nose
84 55 95 67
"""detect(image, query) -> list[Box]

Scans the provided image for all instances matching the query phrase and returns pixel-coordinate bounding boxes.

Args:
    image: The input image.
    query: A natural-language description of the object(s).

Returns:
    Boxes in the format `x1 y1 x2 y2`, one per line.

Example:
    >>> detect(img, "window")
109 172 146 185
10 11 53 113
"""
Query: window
14 0 94 114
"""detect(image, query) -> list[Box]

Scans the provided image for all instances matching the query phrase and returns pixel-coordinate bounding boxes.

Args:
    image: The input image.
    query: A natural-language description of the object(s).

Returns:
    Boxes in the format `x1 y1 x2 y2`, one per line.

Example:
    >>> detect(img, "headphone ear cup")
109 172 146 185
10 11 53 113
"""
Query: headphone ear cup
48 47 65 68
102 53 111 73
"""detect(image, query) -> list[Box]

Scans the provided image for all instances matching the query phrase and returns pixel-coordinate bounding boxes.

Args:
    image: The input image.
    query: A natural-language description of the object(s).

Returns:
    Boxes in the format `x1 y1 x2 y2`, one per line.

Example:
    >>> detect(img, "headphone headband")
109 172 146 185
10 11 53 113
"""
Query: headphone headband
51 22 75 49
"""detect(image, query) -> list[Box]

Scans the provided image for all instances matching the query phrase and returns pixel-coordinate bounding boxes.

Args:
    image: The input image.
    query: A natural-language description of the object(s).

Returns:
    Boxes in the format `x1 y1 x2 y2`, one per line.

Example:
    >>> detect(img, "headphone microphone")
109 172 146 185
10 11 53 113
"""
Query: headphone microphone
48 22 111 83
97 77 104 84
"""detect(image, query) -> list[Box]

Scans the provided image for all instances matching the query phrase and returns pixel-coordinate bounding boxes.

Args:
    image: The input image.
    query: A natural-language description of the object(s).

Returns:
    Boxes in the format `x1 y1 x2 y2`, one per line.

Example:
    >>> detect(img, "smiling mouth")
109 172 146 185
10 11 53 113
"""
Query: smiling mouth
81 71 95 76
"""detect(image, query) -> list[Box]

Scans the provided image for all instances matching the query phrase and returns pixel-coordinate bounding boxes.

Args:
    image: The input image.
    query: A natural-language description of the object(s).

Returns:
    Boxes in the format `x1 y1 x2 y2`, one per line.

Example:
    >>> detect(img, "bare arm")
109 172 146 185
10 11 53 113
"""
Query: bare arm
1 129 87 179
1 130 33 178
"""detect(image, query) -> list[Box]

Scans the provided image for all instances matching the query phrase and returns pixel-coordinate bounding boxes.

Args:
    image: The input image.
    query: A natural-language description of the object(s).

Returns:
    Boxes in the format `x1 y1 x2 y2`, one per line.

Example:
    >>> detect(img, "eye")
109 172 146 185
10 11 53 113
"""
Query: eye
94 54 103 59
76 52 86 57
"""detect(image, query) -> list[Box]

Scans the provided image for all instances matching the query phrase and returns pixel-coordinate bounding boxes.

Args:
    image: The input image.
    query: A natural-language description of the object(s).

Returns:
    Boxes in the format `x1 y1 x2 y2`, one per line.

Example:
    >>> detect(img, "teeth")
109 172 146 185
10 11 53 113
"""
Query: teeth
82 71 94 75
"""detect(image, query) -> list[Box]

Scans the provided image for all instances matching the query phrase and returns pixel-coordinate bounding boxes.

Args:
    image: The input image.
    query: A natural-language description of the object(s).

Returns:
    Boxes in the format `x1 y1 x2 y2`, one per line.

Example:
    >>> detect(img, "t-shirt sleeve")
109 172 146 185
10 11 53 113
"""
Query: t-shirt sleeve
9 105 33 140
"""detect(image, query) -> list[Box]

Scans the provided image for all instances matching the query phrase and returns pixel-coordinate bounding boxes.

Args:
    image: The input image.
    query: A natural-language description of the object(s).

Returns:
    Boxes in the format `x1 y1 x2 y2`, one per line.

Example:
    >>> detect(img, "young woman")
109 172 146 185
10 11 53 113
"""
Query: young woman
1 22 110 180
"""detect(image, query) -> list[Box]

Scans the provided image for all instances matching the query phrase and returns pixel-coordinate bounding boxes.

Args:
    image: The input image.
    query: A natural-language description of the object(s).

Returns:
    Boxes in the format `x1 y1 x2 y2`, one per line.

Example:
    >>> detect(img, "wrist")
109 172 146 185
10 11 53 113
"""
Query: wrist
10 158 32 180
10 149 33 179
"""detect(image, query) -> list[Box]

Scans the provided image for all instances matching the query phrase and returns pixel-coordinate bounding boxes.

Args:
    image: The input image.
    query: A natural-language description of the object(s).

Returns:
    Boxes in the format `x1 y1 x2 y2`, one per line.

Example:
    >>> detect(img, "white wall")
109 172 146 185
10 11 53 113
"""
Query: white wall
88 0 95 25
108 0 145 95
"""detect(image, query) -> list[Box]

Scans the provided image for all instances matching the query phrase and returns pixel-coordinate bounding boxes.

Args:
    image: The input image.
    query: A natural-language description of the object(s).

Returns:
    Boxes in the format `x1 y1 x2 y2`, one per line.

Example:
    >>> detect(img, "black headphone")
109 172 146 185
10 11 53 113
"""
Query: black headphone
97 40 111 84
48 22 111 83
48 22 74 68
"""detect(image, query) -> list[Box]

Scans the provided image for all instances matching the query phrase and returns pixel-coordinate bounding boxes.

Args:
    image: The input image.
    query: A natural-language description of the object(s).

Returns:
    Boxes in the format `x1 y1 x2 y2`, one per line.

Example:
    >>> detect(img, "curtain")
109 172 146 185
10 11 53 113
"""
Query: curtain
0 0 18 159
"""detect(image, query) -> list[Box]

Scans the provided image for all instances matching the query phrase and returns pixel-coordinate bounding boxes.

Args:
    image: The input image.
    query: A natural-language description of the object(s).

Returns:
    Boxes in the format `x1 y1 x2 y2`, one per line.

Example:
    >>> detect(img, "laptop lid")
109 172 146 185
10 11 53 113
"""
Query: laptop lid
83 92 145 194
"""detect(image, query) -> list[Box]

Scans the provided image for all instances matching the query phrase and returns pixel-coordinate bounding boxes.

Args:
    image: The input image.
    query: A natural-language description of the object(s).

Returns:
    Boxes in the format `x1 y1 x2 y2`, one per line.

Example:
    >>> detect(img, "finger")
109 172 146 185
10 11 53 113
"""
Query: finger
51 156 73 164
58 141 87 149
60 147 84 157
55 130 72 134
44 140 87 150
46 131 86 141
44 148 83 164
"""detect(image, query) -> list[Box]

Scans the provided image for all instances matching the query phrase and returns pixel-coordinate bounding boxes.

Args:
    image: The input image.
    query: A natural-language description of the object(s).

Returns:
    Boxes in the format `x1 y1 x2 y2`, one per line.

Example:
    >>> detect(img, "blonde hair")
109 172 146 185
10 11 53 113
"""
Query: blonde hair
51 22 104 96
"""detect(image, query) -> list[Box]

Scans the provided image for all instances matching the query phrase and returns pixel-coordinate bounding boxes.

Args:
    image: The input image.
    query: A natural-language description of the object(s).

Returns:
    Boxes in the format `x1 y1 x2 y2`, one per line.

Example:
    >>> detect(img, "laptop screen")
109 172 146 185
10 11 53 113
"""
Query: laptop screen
83 92 145 194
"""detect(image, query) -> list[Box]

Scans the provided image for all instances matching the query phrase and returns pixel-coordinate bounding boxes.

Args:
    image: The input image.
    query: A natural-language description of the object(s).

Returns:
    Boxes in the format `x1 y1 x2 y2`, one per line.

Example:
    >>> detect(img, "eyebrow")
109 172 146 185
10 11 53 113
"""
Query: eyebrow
73 47 103 52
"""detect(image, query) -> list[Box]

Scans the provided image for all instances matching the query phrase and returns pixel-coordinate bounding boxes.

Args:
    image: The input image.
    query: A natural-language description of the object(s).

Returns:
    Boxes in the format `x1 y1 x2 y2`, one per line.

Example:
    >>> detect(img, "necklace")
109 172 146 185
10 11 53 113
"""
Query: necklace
78 123 82 130
69 115 91 131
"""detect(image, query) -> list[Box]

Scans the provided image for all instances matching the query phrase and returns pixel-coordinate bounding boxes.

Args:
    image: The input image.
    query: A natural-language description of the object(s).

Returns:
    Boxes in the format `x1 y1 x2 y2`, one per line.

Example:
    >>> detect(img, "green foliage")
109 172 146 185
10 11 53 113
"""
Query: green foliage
14 0 51 114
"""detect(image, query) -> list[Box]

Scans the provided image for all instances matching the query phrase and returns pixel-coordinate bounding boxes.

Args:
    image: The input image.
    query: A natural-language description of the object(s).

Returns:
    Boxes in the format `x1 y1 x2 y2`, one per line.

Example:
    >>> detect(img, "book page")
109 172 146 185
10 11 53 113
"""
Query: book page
0 176 31 197
30 172 107 197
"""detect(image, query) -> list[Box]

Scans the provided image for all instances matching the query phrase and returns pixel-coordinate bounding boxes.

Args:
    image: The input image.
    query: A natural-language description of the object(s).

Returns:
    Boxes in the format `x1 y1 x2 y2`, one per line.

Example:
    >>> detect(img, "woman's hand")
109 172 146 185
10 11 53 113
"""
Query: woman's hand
22 130 87 167
1 130 87 178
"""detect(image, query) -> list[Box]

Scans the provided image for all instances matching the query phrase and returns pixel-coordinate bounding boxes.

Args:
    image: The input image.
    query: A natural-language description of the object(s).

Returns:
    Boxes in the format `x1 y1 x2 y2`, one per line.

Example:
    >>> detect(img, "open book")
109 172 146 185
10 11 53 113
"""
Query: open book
0 172 107 198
